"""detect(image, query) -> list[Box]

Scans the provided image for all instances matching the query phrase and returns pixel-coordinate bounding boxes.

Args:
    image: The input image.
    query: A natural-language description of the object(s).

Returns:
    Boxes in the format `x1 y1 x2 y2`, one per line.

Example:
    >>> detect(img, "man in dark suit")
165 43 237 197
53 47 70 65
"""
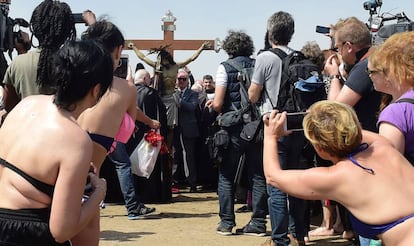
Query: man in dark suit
173 70 200 192
125 68 171 203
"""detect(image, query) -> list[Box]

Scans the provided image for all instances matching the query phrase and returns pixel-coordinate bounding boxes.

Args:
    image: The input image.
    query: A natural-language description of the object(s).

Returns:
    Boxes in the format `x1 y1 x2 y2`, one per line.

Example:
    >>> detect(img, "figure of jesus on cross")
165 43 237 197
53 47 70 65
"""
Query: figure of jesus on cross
126 10 215 151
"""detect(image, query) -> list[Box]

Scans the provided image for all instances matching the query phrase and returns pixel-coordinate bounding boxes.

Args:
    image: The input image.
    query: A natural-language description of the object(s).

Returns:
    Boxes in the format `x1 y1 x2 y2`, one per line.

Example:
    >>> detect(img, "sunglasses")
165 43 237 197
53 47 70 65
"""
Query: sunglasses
332 41 351 53
177 77 188 81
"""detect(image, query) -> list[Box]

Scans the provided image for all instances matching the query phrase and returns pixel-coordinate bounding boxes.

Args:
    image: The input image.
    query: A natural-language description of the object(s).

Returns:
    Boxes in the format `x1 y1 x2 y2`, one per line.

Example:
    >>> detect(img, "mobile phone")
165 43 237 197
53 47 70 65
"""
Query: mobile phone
114 54 129 79
72 13 85 24
284 112 308 131
315 25 330 34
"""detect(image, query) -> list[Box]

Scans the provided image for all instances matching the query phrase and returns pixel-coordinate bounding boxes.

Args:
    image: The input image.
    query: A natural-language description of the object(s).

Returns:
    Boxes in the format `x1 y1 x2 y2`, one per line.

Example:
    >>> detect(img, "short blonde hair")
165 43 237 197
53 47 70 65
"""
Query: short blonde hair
369 31 414 87
334 17 371 48
303 100 362 158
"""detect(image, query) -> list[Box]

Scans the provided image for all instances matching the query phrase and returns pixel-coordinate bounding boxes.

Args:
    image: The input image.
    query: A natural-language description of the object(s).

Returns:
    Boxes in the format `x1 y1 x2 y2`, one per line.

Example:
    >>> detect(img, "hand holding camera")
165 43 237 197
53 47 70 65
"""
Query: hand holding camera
87 172 107 201
264 110 308 139
263 111 289 140
72 10 96 26
284 112 307 131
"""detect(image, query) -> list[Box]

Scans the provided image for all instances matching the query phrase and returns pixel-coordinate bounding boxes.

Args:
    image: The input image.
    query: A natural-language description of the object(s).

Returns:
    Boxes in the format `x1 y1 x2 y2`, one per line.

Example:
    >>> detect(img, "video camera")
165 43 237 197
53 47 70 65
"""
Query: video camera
0 14 30 55
11 17 30 49
363 0 414 45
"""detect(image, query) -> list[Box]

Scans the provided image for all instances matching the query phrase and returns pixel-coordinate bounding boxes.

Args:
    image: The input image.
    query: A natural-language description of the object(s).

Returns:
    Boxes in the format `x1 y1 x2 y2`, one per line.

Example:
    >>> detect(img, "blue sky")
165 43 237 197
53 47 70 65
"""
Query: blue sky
9 0 414 80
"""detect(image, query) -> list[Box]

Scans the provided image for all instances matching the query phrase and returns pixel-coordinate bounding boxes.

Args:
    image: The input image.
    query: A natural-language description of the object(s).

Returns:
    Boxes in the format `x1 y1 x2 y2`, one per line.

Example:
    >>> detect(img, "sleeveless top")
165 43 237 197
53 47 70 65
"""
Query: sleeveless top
109 113 135 153
115 113 135 143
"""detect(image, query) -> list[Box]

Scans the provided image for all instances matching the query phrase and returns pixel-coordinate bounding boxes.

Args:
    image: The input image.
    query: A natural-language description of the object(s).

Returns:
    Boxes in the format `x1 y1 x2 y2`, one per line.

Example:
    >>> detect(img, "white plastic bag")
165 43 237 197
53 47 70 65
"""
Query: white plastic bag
130 130 162 178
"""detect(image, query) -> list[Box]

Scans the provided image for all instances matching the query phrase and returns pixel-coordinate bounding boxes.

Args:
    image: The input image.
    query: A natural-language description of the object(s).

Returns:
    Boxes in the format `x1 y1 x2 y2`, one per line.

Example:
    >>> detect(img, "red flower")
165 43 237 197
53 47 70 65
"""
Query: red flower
144 129 164 147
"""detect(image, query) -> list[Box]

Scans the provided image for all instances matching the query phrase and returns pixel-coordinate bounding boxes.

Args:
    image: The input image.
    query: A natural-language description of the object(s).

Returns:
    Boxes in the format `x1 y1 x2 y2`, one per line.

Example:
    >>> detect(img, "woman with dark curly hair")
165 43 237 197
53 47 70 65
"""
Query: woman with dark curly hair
2 0 77 113
211 30 268 237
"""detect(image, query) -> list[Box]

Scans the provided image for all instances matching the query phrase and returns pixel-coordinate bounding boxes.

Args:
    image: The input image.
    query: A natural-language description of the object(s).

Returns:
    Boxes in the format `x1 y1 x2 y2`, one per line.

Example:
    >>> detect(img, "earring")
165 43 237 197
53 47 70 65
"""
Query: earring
117 59 122 68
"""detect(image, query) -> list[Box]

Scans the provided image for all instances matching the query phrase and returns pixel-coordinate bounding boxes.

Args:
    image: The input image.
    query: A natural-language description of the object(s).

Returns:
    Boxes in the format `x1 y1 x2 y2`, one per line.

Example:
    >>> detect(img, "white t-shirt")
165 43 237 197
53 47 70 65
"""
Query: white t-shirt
215 64 228 88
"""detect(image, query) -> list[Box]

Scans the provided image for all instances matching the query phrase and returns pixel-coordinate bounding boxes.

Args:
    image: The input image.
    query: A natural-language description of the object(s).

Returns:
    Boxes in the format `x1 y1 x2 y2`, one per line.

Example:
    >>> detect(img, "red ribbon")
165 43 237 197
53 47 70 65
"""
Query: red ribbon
144 130 164 147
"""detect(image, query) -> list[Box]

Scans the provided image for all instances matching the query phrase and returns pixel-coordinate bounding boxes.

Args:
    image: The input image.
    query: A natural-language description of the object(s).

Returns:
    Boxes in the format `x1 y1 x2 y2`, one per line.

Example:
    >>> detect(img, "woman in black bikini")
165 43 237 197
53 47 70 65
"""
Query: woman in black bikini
0 40 112 245
263 100 414 245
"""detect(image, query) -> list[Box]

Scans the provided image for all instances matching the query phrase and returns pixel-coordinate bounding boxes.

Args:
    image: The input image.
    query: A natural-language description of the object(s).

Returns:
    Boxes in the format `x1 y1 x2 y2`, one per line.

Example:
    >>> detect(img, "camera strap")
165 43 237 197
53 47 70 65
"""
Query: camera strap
355 47 370 63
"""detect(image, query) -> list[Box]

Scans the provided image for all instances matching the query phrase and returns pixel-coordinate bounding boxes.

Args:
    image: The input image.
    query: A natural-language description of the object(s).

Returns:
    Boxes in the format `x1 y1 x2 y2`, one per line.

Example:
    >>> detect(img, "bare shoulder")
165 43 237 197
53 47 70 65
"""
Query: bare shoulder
112 77 135 94
53 119 92 149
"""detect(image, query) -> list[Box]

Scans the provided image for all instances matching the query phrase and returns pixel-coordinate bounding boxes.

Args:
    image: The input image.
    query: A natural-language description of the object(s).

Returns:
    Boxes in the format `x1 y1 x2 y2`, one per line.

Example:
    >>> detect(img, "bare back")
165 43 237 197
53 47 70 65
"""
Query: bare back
0 95 92 211
77 76 137 171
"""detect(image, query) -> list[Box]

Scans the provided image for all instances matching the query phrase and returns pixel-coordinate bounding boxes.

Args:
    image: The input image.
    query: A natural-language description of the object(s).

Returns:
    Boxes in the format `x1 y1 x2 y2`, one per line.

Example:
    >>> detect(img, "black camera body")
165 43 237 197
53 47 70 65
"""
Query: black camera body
0 16 29 53
315 25 330 34
114 54 129 79
72 13 85 24
12 18 29 46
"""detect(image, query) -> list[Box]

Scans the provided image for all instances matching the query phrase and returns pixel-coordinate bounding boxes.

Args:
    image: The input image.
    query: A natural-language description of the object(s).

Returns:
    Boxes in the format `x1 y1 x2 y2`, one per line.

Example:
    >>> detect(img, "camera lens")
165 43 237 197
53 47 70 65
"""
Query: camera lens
363 0 381 10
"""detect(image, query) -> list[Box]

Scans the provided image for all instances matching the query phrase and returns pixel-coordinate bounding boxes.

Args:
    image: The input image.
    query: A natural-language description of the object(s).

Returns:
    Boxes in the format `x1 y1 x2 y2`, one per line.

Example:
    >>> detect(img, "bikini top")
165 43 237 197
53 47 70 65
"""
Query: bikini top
0 157 54 197
88 133 114 152
114 113 135 144
347 143 414 239
89 113 135 154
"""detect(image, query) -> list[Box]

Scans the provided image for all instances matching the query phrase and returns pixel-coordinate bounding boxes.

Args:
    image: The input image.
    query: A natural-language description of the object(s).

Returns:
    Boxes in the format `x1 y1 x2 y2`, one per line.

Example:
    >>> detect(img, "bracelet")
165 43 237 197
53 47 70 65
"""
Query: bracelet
329 74 341 80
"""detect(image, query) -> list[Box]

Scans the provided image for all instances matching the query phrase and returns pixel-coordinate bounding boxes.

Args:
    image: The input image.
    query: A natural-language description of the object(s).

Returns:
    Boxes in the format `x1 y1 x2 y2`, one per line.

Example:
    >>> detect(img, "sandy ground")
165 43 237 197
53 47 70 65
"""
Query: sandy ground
99 188 355 246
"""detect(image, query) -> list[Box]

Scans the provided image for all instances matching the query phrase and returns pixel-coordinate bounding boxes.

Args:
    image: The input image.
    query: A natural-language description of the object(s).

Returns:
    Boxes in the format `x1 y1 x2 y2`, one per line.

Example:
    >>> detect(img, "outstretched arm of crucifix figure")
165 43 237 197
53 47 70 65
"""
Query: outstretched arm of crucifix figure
128 42 156 68
178 41 211 68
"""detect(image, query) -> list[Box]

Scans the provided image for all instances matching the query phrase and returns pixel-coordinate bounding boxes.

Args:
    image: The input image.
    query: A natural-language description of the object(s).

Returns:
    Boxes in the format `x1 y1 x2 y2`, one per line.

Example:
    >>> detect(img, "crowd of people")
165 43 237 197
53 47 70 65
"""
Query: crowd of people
0 0 414 245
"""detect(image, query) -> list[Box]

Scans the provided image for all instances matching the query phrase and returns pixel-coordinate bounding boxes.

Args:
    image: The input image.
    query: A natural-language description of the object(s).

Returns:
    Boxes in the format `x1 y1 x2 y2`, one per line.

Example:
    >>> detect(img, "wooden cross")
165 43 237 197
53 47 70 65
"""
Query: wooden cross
124 10 217 58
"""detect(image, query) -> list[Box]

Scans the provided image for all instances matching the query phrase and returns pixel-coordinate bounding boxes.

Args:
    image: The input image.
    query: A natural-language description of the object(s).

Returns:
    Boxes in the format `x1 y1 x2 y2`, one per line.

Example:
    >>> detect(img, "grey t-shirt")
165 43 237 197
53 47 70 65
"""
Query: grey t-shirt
251 46 293 114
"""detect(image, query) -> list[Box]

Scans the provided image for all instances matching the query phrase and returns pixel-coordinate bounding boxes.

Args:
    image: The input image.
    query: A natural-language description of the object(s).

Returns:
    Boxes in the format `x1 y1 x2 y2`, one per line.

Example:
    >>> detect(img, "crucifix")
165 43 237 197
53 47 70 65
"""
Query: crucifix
125 10 219 58
125 10 219 95
125 10 220 155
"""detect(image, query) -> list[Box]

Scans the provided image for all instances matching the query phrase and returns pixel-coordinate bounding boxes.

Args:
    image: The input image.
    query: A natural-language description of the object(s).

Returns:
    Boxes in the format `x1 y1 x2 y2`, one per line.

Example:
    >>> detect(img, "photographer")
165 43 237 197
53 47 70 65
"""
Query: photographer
324 16 382 244
0 0 13 82
1 0 95 118
13 29 30 55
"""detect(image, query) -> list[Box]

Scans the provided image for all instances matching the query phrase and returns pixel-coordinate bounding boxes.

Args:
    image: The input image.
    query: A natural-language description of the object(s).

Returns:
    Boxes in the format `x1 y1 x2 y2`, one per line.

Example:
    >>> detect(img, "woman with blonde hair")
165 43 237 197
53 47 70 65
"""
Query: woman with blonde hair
368 31 414 164
263 100 414 245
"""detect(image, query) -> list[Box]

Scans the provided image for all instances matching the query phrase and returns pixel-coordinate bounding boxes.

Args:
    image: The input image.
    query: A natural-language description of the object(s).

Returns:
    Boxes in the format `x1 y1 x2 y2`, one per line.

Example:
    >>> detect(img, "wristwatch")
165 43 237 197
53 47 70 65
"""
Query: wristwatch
329 74 341 80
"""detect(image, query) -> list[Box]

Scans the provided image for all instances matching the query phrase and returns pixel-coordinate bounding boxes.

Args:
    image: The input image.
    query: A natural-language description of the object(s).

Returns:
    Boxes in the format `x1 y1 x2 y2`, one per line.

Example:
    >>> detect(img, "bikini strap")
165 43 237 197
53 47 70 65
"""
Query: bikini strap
348 143 375 175
350 143 369 155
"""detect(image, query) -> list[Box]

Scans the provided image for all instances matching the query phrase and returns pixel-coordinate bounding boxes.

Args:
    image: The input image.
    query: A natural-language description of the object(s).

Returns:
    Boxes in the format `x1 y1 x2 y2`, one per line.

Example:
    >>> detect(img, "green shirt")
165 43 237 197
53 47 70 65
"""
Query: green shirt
3 49 41 100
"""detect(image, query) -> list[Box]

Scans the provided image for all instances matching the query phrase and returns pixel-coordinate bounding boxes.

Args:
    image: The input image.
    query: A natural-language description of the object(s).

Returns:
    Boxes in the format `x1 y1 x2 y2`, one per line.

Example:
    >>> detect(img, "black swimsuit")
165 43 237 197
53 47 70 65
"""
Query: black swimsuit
0 157 70 246
0 157 54 197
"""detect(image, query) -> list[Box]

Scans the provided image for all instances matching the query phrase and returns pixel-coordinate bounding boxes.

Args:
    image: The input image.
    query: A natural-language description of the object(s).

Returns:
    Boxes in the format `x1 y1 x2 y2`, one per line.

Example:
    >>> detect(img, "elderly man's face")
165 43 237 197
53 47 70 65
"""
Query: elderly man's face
176 73 189 90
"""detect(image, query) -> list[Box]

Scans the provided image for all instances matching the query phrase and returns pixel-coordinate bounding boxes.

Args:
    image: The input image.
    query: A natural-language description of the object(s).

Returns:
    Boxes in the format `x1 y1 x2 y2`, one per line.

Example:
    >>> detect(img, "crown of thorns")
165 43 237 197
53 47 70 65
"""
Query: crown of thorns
148 44 171 55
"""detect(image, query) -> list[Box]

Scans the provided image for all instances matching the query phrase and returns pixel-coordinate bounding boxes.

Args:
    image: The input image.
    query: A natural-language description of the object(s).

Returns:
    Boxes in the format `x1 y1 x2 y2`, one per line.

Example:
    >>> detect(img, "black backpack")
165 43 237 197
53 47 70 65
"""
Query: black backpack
270 48 326 112
223 59 264 143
